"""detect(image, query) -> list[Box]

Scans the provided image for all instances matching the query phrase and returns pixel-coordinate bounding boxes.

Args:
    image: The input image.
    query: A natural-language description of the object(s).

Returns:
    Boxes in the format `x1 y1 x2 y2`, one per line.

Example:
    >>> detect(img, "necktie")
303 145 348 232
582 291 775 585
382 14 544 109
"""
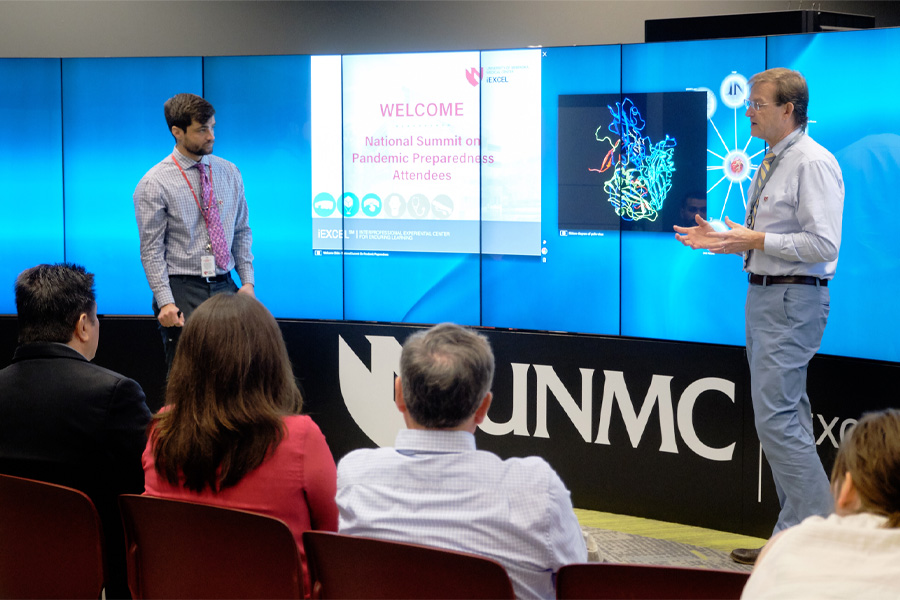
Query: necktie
744 151 776 270
746 152 776 231
195 163 229 269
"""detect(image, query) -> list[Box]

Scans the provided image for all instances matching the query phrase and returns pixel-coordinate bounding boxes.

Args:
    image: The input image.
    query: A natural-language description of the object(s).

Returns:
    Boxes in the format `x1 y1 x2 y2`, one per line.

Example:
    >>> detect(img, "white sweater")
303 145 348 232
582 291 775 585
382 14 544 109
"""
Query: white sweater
742 512 900 599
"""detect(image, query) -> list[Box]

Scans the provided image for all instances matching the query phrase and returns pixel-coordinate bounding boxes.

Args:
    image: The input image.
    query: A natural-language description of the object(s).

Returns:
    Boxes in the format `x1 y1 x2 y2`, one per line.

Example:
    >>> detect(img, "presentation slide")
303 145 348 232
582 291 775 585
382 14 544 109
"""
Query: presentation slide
317 52 483 255
313 50 542 258
480 49 542 256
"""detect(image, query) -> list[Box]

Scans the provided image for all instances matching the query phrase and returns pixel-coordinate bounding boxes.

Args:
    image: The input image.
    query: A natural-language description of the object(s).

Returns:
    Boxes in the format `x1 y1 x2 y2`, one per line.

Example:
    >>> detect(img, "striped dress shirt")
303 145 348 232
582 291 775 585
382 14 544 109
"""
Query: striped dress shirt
337 429 587 600
133 148 254 307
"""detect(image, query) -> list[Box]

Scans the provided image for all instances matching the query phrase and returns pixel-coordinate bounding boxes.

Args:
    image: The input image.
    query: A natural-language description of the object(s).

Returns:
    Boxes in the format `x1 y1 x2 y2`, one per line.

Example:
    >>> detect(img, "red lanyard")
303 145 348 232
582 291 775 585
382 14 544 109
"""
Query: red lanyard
171 153 213 214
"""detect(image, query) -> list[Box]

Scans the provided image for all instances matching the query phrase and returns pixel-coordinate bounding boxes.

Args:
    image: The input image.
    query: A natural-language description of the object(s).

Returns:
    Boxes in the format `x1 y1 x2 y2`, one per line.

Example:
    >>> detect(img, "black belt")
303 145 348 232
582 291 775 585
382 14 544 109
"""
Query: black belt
172 273 232 284
749 274 827 287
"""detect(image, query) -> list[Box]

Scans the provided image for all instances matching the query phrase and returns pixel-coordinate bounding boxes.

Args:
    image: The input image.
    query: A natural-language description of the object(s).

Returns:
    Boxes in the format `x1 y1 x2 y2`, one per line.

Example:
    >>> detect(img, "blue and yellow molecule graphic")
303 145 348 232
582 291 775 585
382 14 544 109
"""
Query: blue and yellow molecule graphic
590 98 677 223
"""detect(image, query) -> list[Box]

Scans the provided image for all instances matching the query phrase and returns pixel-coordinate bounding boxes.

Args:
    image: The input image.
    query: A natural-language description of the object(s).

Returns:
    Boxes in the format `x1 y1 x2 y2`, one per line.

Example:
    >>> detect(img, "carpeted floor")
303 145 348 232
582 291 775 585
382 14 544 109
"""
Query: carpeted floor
575 509 766 573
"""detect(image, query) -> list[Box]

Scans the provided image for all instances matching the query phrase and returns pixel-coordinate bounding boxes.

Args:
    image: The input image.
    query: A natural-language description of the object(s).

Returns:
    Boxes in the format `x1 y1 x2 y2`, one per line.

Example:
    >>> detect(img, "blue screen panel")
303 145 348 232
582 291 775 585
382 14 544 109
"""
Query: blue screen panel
204 55 341 320
769 29 900 363
0 59 64 313
482 45 622 335
62 57 201 315
343 253 481 325
620 37 766 346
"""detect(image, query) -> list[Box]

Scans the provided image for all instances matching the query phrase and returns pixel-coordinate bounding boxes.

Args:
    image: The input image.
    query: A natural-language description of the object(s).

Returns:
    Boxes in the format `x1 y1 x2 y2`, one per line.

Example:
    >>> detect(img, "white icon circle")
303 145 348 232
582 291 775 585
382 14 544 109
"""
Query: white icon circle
720 73 748 110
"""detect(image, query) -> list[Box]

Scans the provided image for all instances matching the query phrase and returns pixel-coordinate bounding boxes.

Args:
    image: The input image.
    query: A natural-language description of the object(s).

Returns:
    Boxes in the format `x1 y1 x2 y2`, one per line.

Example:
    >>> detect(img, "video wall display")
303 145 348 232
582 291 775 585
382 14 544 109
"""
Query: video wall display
619 37 766 347
0 58 64 307
1 26 898 363
767 29 900 363
62 57 202 318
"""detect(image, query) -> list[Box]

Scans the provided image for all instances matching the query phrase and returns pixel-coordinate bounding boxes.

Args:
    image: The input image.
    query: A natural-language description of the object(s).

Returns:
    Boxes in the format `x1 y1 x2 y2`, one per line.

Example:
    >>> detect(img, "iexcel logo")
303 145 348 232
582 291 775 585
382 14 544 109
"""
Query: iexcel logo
465 67 483 87
338 335 738 461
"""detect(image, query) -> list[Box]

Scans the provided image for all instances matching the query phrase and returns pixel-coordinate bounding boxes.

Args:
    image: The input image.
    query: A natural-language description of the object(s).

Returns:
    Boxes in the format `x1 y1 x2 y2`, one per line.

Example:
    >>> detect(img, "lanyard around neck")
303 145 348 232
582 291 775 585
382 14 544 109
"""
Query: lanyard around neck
755 131 803 197
171 153 213 215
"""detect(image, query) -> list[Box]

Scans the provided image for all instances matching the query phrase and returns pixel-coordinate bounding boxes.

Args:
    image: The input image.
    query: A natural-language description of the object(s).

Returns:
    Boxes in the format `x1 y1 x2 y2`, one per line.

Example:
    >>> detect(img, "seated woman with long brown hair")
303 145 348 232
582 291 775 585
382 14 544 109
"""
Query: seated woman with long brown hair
142 293 338 593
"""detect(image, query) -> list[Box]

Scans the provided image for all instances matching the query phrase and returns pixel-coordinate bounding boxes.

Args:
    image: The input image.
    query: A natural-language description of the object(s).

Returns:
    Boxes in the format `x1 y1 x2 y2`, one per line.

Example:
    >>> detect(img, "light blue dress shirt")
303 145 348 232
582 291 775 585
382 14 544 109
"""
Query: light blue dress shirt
337 429 587 600
745 128 844 279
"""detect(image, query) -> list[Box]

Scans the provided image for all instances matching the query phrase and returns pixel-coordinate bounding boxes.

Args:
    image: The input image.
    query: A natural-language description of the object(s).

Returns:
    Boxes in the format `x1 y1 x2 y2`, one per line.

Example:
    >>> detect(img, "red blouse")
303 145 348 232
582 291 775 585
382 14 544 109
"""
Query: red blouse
143 414 338 595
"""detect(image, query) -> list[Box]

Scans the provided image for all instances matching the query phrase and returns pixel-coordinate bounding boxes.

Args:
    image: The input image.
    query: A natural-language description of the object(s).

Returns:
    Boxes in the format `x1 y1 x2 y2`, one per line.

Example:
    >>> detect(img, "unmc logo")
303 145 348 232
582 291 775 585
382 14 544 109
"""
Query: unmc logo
338 334 738 461
465 67 483 87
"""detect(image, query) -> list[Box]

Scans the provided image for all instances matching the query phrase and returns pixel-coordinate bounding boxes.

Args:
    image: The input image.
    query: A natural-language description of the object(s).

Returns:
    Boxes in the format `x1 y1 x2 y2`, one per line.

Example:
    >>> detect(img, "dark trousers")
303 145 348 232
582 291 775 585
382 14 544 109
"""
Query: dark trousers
152 273 238 370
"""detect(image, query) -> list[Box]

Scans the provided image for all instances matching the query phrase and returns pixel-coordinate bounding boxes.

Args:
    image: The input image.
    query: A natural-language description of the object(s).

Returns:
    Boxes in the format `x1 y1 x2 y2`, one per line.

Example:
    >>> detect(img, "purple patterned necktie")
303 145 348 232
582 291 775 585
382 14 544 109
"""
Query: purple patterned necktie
195 163 229 269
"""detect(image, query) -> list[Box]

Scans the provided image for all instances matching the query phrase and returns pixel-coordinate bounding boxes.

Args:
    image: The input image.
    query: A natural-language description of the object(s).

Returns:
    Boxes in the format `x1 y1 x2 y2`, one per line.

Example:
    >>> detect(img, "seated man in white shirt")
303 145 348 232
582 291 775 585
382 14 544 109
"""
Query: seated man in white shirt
336 322 587 600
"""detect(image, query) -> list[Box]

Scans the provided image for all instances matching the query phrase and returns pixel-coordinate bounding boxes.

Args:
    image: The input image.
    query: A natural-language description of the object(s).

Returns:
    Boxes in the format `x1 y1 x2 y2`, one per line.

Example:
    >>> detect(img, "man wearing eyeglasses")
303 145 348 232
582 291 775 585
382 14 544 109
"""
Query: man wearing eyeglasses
674 68 844 566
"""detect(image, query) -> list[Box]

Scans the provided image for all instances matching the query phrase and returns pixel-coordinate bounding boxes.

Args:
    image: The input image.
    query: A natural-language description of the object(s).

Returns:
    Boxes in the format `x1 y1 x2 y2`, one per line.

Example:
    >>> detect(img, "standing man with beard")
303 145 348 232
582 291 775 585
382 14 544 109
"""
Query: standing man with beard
135 93 255 369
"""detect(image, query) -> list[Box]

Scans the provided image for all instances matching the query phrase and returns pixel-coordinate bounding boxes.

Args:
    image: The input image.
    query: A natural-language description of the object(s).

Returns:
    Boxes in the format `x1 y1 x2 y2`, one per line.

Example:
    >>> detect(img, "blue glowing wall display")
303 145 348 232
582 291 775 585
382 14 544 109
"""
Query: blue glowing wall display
203 55 342 320
1 27 898 365
619 37 767 347
481 44 622 336
0 59 64 313
768 28 900 363
62 57 202 315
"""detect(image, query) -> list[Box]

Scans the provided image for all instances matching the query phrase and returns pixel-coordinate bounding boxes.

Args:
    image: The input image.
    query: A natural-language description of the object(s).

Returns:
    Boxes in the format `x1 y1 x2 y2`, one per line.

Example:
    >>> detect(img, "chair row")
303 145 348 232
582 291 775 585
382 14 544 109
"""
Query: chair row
0 473 749 599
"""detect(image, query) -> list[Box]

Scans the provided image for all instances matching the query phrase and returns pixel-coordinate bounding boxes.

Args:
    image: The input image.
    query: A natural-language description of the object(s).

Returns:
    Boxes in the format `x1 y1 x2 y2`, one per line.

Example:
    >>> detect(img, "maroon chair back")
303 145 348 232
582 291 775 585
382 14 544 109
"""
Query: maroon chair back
0 473 105 599
119 495 303 599
302 531 515 599
556 563 750 599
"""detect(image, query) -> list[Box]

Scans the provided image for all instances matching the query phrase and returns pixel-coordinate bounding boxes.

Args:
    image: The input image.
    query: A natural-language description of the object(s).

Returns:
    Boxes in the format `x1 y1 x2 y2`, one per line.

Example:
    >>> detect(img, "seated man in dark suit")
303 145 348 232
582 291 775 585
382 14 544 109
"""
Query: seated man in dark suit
0 263 151 599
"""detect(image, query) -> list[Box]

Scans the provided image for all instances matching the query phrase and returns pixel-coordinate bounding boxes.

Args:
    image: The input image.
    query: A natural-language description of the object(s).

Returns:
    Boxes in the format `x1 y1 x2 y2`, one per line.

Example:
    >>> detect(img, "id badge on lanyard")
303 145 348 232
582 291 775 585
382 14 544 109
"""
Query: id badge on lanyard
172 153 219 279
201 253 216 278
